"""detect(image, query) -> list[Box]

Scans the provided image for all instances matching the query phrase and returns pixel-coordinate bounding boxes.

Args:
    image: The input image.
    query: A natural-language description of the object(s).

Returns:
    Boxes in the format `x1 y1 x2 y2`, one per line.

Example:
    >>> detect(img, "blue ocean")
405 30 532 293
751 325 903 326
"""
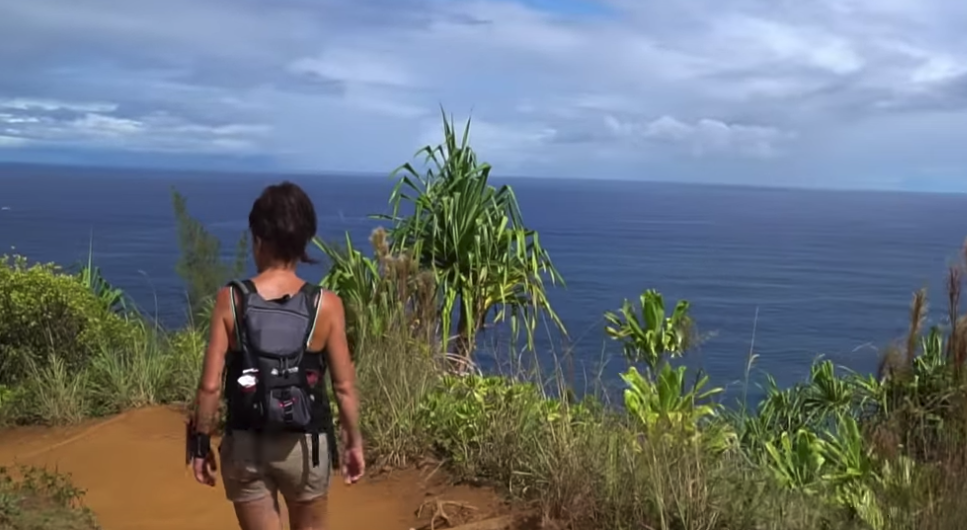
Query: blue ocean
3 163 967 402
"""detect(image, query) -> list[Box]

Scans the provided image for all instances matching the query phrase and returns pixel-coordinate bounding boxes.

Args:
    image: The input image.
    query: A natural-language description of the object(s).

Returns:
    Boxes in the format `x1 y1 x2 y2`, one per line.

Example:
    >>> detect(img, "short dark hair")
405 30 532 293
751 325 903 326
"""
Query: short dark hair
248 181 318 264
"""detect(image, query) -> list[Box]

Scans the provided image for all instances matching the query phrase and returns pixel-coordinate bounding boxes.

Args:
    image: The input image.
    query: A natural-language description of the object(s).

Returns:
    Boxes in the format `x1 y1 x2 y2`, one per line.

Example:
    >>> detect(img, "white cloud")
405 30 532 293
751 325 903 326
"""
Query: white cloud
1 0 967 187
0 105 269 154
344 90 427 119
416 115 559 170
908 55 967 87
0 97 117 113
288 50 428 118
606 115 794 158
289 50 418 88
0 135 29 147
72 113 142 136
706 15 865 75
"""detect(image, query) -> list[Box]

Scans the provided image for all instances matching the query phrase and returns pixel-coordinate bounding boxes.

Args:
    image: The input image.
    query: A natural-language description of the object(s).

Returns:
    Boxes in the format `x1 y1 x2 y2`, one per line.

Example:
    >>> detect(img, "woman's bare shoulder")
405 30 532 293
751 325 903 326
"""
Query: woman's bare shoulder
318 289 344 315
214 284 235 310
297 281 343 319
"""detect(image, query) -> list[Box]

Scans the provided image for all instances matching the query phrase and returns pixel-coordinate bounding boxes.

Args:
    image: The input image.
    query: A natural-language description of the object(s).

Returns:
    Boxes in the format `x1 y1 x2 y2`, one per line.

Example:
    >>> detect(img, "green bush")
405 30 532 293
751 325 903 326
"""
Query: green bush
0 256 207 425
0 255 136 387
417 374 546 472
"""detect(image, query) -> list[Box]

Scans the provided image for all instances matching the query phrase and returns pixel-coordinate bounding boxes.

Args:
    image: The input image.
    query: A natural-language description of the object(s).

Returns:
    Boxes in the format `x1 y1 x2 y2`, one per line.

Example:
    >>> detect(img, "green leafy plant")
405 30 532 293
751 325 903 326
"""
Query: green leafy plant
621 363 732 452
762 414 887 529
823 415 884 529
604 289 692 370
763 428 827 494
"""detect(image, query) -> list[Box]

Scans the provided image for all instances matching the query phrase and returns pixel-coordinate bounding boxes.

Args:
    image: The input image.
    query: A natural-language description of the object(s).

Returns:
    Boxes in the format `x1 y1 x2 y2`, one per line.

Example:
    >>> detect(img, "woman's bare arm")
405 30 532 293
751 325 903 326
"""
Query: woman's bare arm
322 292 362 448
193 286 232 435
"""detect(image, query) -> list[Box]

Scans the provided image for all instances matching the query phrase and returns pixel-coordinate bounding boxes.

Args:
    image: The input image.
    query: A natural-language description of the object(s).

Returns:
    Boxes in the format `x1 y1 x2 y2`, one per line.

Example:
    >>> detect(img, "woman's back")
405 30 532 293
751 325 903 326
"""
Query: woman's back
186 181 364 530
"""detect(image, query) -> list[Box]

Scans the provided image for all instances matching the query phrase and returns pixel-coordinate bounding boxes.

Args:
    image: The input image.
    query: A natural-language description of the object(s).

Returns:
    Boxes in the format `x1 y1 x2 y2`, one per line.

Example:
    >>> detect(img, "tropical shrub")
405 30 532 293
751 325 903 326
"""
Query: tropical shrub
0 255 137 387
417 375 548 469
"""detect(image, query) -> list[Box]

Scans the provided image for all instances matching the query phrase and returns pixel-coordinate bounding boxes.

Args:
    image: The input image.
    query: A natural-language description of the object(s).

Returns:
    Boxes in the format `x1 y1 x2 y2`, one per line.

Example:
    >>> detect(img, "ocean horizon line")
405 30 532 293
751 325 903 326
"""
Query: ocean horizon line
1 159 965 198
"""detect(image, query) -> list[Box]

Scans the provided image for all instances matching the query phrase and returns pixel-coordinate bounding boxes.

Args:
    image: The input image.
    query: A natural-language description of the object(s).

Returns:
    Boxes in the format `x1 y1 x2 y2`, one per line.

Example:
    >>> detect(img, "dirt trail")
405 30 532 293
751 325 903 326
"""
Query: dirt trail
0 407 514 530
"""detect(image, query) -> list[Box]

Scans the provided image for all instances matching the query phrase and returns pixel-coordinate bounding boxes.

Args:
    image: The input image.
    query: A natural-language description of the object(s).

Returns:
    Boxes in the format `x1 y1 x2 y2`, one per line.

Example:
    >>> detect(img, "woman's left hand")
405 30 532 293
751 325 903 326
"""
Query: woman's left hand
193 452 218 487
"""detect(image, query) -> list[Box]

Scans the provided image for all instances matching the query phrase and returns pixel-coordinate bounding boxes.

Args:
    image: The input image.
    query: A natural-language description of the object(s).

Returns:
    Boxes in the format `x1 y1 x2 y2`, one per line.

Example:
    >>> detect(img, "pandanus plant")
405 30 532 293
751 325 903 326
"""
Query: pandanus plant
373 108 566 360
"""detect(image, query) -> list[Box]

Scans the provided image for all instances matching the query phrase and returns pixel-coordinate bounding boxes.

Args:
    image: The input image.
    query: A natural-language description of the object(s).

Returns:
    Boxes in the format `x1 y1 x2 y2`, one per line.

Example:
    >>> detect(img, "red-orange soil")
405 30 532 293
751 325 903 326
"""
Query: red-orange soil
0 406 523 530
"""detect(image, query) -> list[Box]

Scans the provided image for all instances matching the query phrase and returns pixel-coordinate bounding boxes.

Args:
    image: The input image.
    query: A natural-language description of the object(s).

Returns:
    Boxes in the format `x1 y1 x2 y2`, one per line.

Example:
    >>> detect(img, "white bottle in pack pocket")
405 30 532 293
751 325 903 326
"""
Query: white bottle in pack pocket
238 368 258 389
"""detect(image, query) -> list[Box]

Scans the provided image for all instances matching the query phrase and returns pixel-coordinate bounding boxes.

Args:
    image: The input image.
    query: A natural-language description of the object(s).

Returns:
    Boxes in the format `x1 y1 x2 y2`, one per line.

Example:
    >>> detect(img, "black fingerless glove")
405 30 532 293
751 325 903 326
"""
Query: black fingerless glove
185 421 212 460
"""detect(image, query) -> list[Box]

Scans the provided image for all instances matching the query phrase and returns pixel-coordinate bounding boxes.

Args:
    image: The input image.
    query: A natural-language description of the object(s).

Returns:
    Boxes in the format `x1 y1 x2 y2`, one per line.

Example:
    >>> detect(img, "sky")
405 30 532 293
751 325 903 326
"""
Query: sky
1 0 967 191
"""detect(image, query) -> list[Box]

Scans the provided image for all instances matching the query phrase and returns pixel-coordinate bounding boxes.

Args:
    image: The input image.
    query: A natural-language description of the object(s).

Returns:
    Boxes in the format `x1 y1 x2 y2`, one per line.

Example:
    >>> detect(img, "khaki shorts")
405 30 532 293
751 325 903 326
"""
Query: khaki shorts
219 430 331 504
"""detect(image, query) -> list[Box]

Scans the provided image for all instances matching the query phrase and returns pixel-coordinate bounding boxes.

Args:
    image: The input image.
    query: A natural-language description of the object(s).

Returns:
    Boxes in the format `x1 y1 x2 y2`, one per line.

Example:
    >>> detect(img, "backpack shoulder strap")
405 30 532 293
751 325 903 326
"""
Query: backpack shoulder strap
240 279 257 294
300 283 324 349
226 279 255 348
299 282 321 299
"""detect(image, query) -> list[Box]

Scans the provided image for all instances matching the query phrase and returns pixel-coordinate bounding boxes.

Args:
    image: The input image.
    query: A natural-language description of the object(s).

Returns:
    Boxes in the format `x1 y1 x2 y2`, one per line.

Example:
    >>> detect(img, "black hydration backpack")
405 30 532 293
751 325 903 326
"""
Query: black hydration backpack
223 279 336 468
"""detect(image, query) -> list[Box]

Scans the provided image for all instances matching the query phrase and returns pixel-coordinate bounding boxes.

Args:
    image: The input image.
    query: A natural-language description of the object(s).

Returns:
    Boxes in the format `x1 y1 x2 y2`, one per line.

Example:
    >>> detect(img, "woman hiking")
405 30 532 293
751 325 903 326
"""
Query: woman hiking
186 181 365 530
